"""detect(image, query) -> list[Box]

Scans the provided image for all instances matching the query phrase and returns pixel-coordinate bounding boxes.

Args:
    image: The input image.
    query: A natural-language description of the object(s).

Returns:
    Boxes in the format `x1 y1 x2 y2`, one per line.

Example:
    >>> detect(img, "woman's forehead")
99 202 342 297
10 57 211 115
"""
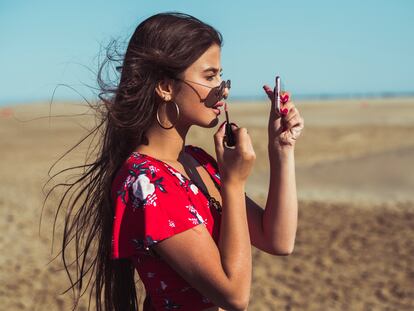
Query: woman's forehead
189 45 222 73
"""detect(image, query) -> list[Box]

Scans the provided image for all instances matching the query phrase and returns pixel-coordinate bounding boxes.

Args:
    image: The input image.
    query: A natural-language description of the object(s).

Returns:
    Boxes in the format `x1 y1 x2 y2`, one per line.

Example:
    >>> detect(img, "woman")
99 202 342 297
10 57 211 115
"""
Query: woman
52 12 304 311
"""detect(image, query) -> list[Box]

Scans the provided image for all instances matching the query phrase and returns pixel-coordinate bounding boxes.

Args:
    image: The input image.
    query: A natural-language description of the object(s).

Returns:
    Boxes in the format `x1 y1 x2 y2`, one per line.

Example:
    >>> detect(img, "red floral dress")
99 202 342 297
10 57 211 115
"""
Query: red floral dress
111 145 222 310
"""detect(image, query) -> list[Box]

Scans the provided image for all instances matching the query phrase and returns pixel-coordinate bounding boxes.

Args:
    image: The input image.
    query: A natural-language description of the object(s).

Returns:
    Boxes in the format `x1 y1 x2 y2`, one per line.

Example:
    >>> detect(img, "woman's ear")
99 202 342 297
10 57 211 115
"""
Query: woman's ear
155 78 175 101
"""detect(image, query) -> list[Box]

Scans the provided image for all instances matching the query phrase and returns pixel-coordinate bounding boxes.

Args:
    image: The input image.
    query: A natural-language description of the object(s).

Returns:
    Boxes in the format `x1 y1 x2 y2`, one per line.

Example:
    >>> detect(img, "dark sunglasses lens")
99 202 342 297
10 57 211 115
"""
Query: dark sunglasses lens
220 80 231 100
208 80 231 107
215 80 230 100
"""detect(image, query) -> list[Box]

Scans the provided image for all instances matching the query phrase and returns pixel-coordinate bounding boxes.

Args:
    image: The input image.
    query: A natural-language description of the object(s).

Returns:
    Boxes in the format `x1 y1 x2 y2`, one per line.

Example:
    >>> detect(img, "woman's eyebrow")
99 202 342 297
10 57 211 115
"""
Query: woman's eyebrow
203 67 223 73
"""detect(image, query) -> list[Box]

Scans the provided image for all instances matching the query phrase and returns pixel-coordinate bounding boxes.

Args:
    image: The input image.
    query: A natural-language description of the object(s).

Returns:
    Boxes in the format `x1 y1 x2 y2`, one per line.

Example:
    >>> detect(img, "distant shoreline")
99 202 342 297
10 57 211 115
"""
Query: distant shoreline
2 91 414 107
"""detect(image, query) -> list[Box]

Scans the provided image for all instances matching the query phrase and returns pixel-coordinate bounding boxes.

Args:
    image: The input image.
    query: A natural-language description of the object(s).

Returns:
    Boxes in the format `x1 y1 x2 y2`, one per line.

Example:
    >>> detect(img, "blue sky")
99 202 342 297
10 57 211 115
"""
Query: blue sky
1 0 413 105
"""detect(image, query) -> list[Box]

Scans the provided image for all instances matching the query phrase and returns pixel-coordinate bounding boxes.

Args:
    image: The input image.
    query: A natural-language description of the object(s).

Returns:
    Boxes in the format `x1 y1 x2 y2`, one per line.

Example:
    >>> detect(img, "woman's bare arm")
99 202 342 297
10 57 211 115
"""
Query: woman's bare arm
230 149 297 256
153 181 251 311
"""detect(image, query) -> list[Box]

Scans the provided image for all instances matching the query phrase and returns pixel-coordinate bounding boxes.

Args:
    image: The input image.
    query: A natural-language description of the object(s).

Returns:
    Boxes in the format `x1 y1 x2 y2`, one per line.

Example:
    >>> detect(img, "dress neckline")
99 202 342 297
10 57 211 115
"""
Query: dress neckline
131 145 214 189
131 145 222 214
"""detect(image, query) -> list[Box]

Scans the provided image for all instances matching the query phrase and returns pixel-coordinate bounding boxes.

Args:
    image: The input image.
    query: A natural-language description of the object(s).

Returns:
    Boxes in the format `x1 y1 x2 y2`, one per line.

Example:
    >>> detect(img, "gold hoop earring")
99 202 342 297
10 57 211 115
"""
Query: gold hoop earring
156 100 180 129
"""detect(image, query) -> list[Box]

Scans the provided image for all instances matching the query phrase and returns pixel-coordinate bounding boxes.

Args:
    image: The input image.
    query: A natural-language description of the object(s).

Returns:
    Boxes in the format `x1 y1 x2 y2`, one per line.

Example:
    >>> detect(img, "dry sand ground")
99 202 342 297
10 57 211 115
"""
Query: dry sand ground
1 98 413 310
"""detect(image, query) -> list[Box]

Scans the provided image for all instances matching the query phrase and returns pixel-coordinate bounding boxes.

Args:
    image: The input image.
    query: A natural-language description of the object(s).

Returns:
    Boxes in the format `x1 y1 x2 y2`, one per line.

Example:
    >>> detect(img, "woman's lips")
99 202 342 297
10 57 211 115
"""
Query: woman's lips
212 101 225 109
211 101 224 115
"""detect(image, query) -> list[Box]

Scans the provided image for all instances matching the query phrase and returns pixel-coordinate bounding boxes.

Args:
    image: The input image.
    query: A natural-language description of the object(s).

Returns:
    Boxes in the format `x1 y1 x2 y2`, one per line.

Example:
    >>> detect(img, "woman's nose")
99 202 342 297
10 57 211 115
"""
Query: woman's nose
223 86 230 99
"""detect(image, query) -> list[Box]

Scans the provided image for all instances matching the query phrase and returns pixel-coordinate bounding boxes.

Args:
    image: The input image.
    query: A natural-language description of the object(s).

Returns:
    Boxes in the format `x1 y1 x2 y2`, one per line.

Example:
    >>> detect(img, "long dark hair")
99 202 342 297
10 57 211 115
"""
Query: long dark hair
44 12 223 310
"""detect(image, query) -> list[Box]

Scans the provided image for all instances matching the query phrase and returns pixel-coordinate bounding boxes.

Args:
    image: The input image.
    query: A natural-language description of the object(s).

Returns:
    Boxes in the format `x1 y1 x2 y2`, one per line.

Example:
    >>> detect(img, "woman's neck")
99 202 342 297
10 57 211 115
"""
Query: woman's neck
135 122 191 161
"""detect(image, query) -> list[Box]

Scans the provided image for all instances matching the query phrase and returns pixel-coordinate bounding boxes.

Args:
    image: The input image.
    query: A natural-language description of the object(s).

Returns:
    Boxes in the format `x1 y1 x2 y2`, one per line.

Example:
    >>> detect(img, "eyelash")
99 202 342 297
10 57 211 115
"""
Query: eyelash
206 73 223 81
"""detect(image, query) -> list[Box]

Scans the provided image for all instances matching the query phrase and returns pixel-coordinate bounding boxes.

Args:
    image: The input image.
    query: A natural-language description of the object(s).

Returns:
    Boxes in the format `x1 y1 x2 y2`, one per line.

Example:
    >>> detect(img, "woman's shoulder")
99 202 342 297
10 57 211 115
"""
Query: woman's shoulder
125 152 181 188
111 152 172 199
126 151 170 173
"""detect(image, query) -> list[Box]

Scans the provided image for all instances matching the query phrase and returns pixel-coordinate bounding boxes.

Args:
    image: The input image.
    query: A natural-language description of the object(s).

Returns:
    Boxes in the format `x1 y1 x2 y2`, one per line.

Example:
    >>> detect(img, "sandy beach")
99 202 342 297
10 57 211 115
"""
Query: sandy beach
1 97 413 310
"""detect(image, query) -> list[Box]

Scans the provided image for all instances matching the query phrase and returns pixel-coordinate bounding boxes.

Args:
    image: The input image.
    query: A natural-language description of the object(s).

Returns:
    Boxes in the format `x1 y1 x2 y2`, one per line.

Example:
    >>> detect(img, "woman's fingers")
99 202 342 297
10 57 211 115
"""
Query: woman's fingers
283 107 304 130
263 85 292 119
262 86 291 104
214 121 228 153
280 91 290 104
286 115 303 129
262 84 304 143
280 101 295 117
283 104 296 119
263 85 274 101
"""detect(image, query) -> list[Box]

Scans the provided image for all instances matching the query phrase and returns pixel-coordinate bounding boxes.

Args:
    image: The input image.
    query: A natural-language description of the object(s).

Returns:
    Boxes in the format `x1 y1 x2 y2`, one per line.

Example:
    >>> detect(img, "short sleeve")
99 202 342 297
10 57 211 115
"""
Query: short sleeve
111 158 206 259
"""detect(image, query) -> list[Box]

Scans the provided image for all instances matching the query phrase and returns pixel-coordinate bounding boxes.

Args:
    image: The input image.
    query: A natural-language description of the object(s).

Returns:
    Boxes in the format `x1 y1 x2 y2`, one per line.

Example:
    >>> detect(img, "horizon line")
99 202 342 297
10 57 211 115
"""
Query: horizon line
2 91 414 107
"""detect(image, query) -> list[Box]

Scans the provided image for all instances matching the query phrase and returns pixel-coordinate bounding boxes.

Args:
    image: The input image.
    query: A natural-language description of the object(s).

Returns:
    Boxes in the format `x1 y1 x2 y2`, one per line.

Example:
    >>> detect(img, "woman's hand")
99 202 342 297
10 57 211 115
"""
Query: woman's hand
214 121 256 185
263 85 305 152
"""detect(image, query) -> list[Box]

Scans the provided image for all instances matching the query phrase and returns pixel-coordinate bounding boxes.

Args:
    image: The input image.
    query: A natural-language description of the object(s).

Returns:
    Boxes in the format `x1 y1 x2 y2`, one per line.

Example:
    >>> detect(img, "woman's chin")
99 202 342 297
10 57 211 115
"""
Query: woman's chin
193 117 219 129
207 116 221 128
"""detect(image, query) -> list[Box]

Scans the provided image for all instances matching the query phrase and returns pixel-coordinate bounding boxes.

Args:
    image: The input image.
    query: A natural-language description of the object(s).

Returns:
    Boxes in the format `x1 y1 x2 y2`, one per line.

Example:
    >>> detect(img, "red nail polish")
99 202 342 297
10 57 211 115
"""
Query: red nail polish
282 108 289 115
219 121 227 129
280 93 290 104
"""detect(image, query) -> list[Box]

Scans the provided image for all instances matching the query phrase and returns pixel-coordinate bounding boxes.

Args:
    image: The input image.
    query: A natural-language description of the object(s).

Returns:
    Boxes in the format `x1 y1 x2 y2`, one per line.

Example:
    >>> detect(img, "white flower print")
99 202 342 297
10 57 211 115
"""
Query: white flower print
186 204 196 213
173 171 186 183
165 166 186 183
168 220 176 228
190 183 199 195
195 213 204 224
148 165 159 174
145 193 157 207
186 204 205 225
125 175 136 187
132 174 155 201
160 280 168 291
147 272 155 278
188 217 199 225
